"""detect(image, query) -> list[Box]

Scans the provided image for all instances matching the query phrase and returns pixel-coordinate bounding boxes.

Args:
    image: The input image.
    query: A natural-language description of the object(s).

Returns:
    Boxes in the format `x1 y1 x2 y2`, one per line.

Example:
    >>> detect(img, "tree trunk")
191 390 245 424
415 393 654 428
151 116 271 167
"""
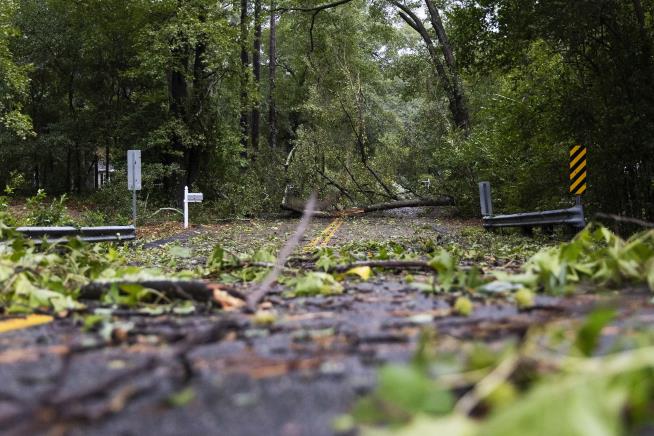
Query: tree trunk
105 143 110 184
75 145 81 193
251 0 262 152
240 0 250 151
186 35 207 188
424 0 469 131
281 197 454 217
268 0 277 149
168 38 189 197
66 146 71 193
94 156 98 190
391 0 470 133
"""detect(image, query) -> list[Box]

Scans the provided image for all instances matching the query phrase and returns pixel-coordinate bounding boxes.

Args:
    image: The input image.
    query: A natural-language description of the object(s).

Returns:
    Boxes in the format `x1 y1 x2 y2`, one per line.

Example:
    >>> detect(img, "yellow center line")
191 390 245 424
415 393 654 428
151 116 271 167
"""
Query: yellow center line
303 217 344 252
0 315 54 334
320 218 343 248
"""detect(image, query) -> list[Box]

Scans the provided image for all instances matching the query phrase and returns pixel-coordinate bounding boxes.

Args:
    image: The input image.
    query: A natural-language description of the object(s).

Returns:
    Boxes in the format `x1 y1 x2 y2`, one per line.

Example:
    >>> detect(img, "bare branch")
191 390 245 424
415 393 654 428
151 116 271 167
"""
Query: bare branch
275 0 354 13
247 194 318 311
594 213 654 229
315 166 357 203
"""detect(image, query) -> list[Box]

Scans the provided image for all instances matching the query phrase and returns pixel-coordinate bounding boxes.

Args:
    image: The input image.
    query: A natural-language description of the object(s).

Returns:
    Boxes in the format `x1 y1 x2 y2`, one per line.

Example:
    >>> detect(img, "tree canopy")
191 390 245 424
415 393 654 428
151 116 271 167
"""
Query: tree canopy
0 0 652 221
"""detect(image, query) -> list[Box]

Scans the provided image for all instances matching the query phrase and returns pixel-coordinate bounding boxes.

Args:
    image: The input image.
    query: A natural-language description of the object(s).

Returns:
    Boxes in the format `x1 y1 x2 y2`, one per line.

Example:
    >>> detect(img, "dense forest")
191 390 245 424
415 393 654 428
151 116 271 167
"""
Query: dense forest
1 0 653 221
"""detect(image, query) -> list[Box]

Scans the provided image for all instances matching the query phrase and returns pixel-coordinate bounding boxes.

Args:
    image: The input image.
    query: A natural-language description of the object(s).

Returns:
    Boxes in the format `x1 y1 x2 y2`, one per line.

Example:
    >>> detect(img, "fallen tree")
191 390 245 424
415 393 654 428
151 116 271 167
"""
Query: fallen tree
79 280 214 302
281 196 455 217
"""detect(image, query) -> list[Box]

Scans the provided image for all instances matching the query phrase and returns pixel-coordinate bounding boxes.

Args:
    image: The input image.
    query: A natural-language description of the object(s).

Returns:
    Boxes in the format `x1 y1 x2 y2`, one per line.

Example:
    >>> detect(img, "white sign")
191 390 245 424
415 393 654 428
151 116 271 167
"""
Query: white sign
127 150 142 191
183 186 203 228
187 193 204 203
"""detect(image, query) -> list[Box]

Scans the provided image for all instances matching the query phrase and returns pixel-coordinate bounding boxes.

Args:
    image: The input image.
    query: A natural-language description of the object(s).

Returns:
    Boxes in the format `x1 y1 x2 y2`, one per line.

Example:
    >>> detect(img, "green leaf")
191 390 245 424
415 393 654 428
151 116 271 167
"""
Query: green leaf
453 296 473 316
361 414 477 436
166 387 196 407
207 245 225 271
575 308 616 357
480 375 626 436
253 248 276 263
376 365 453 417
291 272 343 297
316 253 336 271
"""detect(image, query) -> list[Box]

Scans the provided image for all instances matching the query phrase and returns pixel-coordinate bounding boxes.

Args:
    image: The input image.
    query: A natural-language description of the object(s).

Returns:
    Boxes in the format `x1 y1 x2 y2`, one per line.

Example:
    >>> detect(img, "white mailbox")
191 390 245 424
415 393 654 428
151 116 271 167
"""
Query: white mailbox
183 186 203 228
187 192 204 203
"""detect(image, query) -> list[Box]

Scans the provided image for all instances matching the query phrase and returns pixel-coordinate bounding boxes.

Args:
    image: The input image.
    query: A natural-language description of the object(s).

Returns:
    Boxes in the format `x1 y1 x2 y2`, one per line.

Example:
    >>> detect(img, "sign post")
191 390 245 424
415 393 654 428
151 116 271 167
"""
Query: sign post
183 186 203 228
127 150 142 227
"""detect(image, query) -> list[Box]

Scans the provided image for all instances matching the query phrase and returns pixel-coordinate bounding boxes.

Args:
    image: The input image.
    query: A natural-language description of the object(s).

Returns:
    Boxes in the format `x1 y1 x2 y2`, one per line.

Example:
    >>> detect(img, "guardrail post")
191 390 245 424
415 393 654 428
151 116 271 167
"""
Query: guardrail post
479 182 493 217
574 196 585 231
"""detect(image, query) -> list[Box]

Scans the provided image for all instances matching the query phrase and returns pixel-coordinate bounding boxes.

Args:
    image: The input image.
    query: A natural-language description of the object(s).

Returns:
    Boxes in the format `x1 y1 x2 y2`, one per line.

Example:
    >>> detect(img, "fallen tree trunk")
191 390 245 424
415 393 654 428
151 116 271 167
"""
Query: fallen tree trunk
281 202 335 218
362 197 454 213
281 196 454 217
329 260 433 272
79 280 213 302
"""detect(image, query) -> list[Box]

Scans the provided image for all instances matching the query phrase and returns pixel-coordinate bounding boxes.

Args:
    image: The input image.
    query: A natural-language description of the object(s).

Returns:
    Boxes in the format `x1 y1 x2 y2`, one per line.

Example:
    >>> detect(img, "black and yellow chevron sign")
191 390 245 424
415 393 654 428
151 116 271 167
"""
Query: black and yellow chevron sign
569 145 587 195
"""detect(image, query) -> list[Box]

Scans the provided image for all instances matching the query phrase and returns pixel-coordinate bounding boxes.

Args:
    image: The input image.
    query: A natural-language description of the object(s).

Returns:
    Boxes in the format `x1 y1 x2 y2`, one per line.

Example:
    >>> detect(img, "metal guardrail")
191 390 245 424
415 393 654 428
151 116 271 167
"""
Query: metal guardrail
482 205 585 230
14 226 136 244
479 181 585 232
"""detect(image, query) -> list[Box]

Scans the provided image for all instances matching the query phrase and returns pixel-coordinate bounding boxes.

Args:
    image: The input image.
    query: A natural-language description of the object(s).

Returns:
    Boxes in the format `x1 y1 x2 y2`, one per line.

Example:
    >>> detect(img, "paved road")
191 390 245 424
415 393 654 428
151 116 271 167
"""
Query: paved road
0 216 647 435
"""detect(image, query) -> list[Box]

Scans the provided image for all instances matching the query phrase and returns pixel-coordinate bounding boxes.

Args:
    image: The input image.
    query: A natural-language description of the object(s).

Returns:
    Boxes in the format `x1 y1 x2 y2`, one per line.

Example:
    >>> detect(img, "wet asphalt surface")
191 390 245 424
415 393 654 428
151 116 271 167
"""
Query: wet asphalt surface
0 214 651 435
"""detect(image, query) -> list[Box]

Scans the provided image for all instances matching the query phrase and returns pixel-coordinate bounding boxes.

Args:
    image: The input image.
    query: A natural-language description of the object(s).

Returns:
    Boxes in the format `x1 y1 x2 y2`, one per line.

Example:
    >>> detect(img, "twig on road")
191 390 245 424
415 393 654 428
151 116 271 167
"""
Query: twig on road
246 194 317 312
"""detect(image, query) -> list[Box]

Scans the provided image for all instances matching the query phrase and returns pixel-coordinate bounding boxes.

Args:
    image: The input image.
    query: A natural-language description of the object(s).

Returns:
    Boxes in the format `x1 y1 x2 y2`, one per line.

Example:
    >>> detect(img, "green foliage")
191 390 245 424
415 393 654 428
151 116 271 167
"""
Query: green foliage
418 39 575 215
0 0 31 138
309 224 654 298
479 373 626 436
25 189 71 226
287 272 343 297
353 363 454 426
575 308 616 357
0 0 651 222
445 0 654 219
352 316 654 436
428 249 484 293
0 226 200 312
0 234 121 312
515 225 654 294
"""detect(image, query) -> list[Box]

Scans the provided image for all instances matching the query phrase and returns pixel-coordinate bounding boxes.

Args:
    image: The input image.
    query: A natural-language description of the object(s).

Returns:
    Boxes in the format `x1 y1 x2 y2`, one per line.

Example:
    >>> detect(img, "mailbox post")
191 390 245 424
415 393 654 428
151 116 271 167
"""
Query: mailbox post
183 186 203 228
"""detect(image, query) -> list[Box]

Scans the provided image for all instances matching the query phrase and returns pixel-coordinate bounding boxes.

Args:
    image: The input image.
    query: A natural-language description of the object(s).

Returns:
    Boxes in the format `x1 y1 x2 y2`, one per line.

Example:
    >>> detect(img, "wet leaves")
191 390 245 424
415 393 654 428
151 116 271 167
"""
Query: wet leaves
513 288 535 310
453 297 474 316
287 272 344 297
346 266 373 281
